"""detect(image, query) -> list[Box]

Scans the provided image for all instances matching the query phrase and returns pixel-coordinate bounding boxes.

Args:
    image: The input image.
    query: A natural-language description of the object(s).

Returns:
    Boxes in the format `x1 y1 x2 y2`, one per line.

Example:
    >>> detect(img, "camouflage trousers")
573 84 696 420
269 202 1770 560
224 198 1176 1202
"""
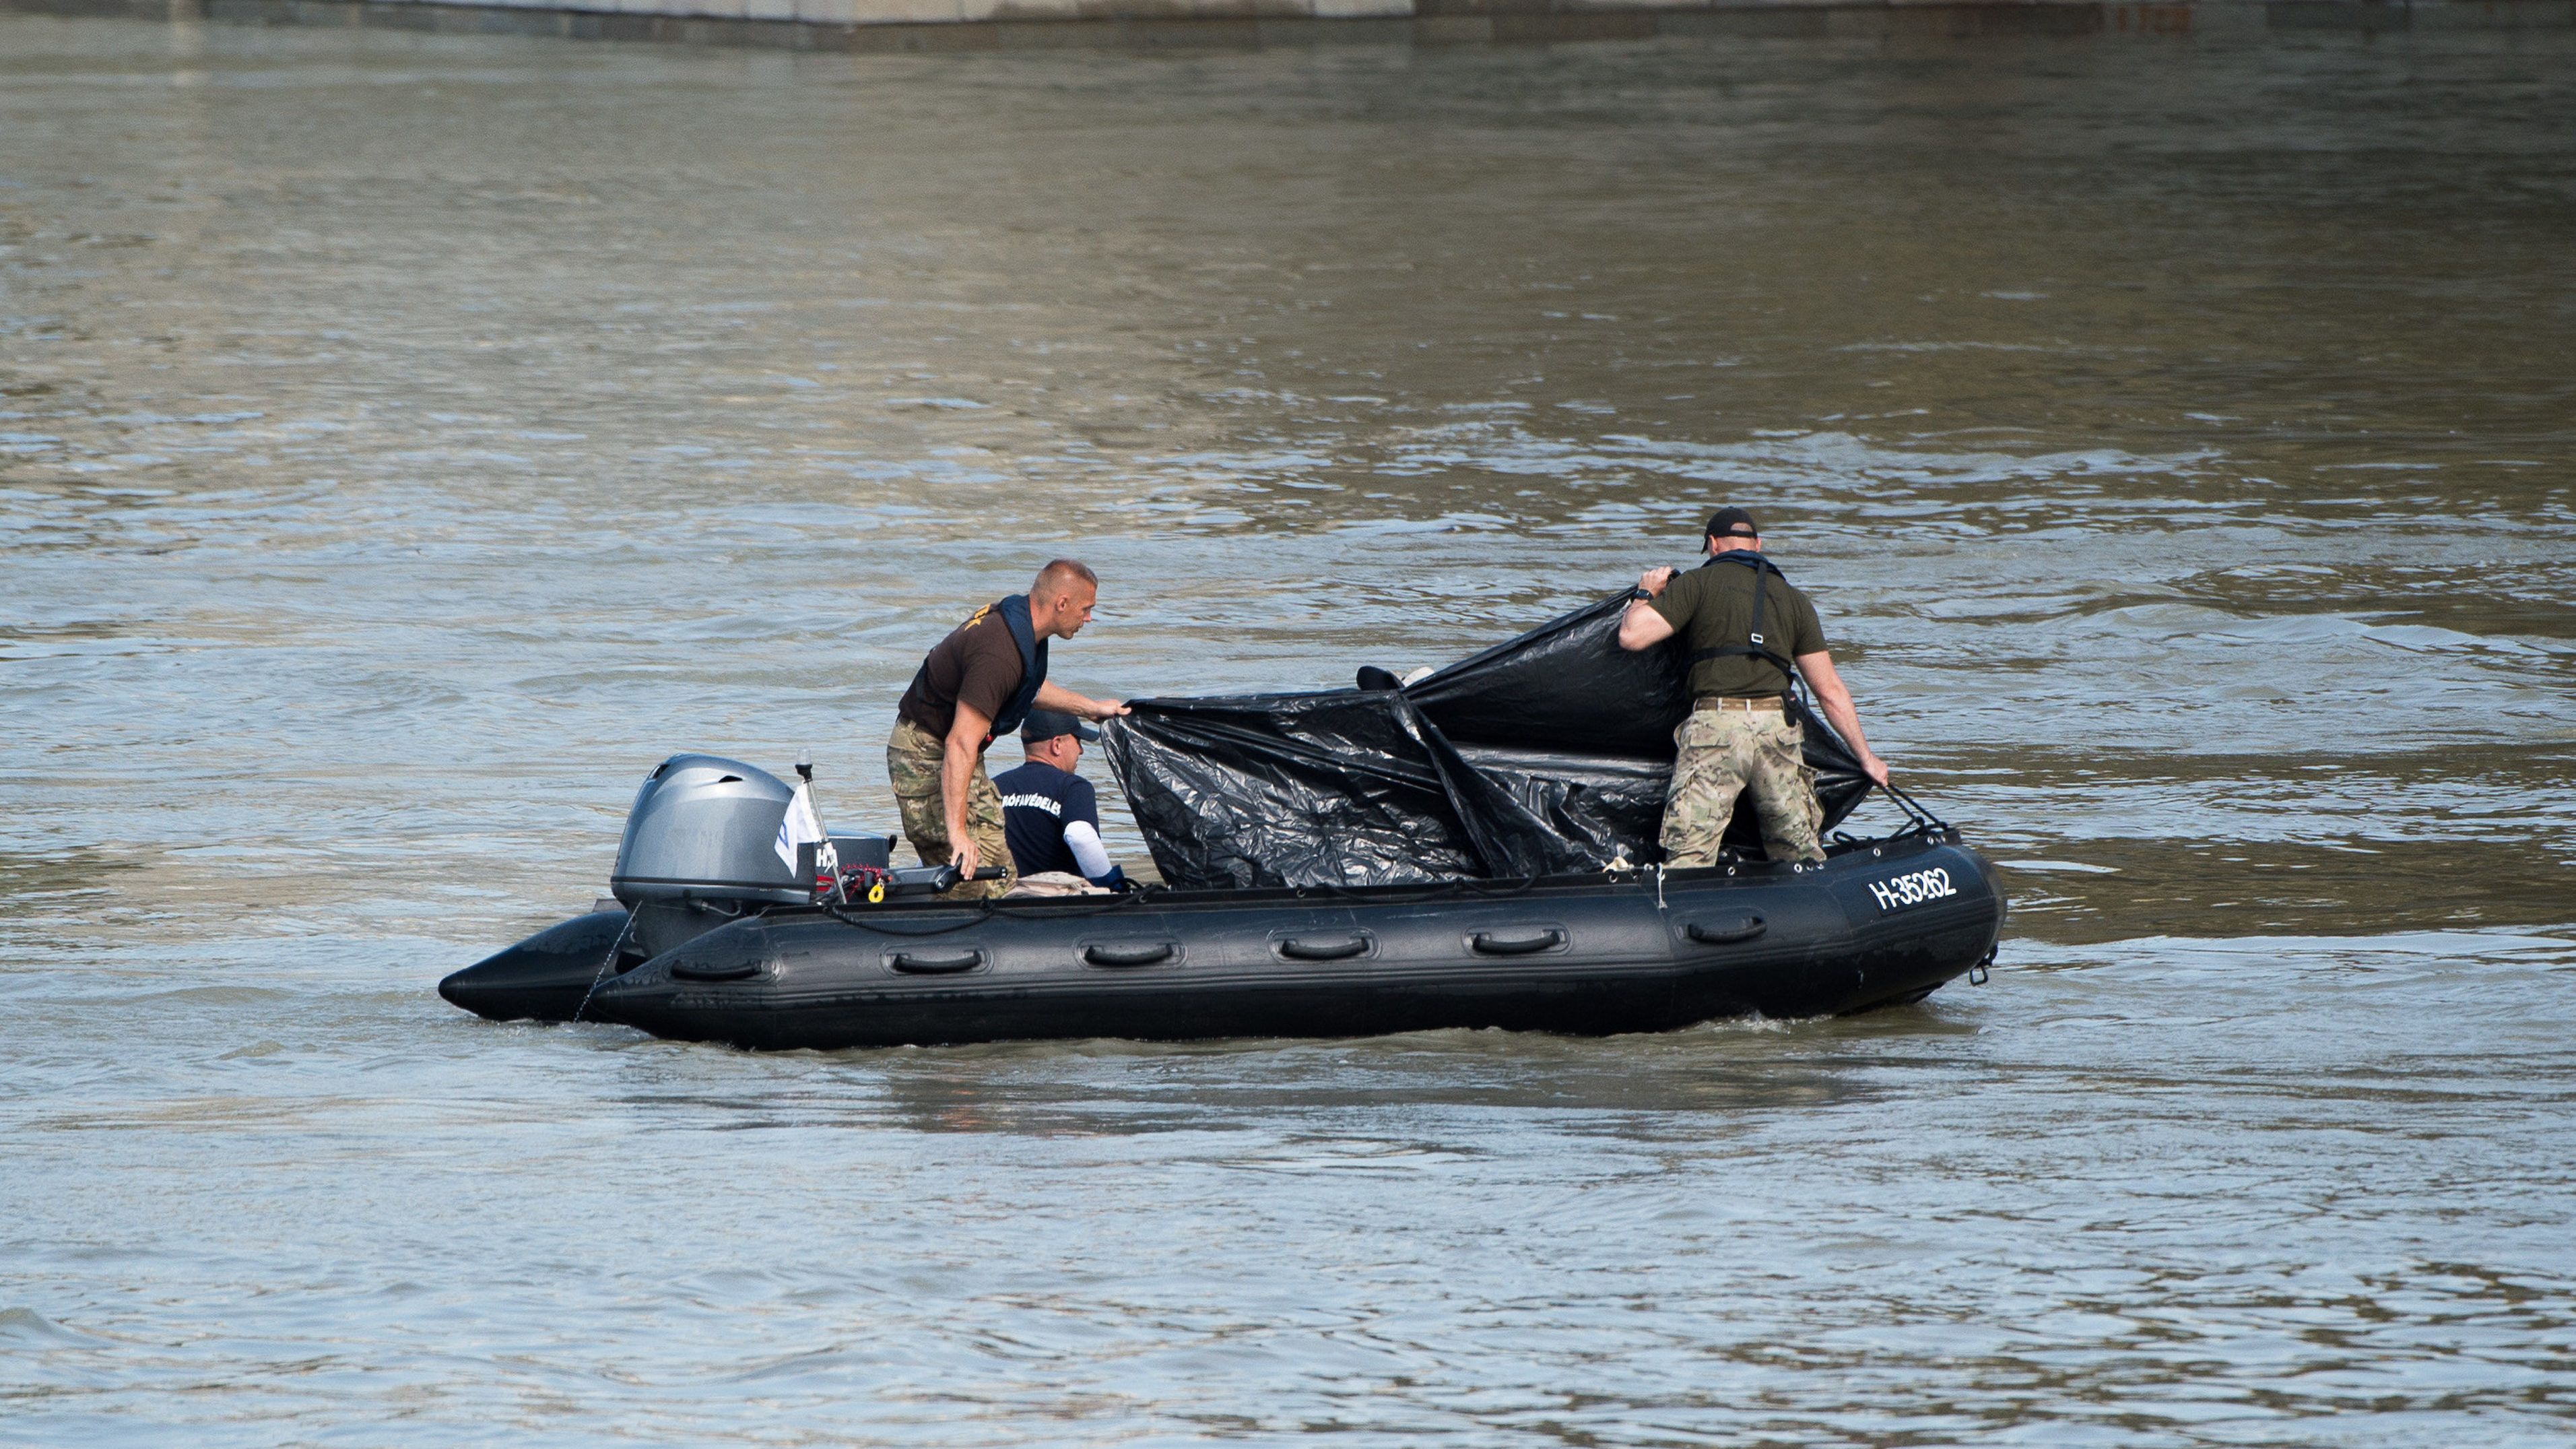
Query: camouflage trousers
885 718 1017 901
1661 708 1826 868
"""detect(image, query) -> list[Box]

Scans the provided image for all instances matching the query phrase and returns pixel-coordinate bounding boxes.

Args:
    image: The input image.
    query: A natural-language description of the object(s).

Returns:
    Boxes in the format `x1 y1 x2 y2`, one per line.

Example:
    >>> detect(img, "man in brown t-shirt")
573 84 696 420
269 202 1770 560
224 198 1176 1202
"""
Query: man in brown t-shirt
1616 508 1888 867
887 559 1127 899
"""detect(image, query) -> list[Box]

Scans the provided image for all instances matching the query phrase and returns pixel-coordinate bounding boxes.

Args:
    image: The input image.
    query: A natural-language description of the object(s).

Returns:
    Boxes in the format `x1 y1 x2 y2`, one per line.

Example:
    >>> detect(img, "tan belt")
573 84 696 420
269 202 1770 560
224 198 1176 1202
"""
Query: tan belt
1693 695 1784 713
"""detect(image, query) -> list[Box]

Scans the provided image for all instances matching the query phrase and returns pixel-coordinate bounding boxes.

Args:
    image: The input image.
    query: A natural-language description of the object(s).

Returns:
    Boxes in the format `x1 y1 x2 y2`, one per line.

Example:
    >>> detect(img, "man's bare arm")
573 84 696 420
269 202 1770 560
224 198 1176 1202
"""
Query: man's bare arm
1617 567 1680 651
1032 681 1128 719
1795 651 1888 787
942 702 993 876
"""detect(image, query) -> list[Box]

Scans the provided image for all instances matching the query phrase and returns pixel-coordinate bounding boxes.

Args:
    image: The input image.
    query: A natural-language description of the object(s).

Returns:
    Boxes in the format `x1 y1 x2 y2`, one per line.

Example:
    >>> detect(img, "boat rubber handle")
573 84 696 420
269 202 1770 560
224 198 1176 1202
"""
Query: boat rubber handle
1279 936 1370 961
890 948 985 974
1469 928 1565 957
1084 941 1176 967
1684 915 1767 946
668 959 760 981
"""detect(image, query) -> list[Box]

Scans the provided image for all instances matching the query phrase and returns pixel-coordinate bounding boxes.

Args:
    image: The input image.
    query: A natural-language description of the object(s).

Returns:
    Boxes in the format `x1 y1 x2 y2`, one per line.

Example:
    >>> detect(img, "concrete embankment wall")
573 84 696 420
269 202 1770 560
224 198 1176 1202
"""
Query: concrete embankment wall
6 0 2569 51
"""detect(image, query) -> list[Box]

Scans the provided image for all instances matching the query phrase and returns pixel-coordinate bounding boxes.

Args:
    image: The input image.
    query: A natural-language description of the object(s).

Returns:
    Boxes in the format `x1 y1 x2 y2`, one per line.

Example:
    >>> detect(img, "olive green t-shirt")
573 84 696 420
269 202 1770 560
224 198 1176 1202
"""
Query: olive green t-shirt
1649 556 1826 699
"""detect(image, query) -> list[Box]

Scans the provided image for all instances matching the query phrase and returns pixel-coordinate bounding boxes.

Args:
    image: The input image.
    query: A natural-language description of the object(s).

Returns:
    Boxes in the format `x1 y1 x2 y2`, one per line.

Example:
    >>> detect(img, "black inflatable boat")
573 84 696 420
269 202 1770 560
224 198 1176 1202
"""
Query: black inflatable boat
442 821 1999 1050
441 589 2006 1048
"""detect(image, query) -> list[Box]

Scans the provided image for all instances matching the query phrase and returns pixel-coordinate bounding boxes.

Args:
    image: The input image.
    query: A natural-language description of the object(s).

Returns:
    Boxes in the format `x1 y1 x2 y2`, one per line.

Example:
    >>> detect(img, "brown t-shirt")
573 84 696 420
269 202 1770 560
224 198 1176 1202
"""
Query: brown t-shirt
1649 556 1827 699
896 601 1026 740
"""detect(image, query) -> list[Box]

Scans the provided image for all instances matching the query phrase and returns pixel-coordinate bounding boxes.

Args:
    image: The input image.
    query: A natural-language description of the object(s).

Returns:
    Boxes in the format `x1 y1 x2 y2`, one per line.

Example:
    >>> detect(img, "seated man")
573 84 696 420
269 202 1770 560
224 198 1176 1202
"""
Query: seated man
991 709 1128 892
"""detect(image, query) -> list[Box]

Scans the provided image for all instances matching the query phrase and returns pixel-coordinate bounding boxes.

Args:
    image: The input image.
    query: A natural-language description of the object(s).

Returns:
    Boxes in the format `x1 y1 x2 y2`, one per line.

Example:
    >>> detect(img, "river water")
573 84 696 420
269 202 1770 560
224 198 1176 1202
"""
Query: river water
5 12 2573 1444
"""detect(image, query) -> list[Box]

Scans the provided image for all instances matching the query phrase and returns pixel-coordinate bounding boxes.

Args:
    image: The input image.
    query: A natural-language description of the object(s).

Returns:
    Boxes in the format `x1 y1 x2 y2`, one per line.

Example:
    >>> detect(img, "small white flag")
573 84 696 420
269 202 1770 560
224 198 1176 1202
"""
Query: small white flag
774 781 827 873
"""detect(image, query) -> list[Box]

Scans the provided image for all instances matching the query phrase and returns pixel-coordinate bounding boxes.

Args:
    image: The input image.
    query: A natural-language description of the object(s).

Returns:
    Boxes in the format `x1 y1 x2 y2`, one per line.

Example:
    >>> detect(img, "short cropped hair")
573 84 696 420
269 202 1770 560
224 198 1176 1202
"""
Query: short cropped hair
1033 558 1098 597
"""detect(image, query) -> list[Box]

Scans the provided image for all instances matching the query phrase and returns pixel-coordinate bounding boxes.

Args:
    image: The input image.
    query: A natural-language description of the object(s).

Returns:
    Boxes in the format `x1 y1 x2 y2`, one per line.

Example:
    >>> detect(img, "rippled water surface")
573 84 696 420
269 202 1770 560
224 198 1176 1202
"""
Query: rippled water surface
5 13 2575 1443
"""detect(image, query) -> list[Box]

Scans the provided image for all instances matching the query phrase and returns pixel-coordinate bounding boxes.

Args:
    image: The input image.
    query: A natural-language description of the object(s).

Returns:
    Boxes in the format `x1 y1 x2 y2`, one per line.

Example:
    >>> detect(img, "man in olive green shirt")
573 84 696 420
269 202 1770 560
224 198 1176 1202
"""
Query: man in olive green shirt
1616 507 1888 867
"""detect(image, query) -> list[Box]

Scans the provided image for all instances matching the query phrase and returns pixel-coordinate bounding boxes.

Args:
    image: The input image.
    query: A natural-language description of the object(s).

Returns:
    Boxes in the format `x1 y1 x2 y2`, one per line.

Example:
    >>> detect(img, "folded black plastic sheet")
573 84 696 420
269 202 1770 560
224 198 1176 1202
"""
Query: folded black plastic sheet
1404 592 1690 760
1102 692 1577 890
1451 746 1672 866
1102 591 1878 889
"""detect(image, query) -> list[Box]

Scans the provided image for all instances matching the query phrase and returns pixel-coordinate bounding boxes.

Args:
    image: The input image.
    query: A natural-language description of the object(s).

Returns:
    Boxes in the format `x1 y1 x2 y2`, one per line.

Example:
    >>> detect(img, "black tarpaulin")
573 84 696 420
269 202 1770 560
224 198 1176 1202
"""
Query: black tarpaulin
1403 591 1691 759
1100 591 1878 890
1102 692 1600 890
1451 745 1673 866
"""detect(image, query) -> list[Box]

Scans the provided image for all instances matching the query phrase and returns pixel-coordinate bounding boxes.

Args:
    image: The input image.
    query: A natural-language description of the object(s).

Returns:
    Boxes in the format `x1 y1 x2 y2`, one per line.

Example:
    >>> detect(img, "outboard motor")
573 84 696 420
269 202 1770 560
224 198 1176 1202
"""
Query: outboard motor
609 754 889 958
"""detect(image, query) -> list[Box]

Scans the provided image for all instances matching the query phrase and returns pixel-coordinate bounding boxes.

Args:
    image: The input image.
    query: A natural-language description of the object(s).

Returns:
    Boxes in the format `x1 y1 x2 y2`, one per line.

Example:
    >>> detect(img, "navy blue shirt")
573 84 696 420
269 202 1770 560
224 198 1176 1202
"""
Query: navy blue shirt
993 760 1099 879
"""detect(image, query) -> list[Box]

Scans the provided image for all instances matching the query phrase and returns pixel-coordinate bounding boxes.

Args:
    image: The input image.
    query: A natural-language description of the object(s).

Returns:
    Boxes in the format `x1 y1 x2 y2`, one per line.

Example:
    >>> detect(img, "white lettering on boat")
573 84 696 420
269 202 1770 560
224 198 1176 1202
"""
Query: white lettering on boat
1868 867 1958 913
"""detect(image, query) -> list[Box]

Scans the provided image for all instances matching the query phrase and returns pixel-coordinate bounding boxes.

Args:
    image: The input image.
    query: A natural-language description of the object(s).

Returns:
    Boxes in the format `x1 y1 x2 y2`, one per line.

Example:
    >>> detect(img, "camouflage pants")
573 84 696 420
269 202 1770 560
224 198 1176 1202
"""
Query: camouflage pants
885 718 1016 901
1661 709 1825 868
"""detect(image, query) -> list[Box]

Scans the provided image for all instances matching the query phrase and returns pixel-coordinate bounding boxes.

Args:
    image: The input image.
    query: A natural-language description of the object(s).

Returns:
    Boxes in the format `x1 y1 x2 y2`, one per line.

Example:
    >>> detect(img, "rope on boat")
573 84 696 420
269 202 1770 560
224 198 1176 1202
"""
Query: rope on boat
1878 779 1949 833
822 888 1154 936
572 907 638 1023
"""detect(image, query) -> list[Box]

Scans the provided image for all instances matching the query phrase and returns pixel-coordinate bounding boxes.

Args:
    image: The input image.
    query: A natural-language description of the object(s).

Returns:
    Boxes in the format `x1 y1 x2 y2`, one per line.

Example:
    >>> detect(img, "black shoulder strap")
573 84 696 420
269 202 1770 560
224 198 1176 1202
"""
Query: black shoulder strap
1684 554 1799 680
989 594 1048 738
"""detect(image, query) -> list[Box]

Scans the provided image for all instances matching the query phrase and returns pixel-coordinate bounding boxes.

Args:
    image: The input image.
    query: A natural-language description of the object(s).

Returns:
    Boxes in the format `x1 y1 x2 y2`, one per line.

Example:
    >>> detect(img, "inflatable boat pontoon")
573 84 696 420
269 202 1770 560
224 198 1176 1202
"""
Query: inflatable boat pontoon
439 754 2003 1050
442 589 2006 1049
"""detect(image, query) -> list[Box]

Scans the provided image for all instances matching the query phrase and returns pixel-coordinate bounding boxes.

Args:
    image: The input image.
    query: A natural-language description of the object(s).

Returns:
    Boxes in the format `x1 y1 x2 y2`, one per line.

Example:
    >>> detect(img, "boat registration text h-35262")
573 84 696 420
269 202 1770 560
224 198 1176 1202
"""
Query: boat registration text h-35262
1868 867 1958 913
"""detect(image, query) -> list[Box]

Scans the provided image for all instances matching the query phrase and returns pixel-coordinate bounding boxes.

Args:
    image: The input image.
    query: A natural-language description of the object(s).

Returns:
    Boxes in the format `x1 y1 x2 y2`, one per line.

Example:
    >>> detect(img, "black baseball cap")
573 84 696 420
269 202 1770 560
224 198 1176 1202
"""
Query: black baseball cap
1707 507 1760 540
1020 708 1100 744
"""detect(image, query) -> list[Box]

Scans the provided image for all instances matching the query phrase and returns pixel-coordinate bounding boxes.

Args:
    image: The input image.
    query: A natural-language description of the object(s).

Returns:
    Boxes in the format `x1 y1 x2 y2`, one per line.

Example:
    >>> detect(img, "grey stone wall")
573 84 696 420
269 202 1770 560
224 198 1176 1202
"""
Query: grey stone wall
3 0 2569 50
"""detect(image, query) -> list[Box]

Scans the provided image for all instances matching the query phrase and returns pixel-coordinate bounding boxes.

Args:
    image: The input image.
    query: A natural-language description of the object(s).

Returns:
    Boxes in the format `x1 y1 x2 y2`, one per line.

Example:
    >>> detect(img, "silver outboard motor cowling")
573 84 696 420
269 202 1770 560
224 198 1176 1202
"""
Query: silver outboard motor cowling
611 754 810 909
607 754 894 961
